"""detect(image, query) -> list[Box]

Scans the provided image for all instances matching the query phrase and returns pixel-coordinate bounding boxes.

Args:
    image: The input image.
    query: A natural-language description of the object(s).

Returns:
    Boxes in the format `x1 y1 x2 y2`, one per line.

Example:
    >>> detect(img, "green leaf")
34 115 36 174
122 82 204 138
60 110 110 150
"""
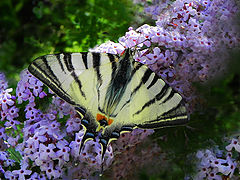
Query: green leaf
7 147 22 163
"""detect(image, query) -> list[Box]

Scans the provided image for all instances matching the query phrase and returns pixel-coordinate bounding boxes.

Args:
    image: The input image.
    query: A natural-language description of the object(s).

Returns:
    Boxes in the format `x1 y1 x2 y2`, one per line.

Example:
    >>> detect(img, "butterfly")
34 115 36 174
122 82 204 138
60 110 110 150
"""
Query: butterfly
28 49 189 159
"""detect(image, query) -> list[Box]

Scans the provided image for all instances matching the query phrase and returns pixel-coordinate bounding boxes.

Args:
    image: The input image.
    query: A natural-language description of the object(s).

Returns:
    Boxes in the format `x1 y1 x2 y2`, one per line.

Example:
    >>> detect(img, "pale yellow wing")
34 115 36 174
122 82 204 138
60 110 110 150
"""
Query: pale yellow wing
103 62 188 137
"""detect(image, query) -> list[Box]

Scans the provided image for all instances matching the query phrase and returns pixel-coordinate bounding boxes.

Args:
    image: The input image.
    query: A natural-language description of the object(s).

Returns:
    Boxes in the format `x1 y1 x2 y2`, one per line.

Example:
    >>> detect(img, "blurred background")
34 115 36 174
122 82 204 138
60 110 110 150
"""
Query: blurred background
0 0 137 83
1 0 240 179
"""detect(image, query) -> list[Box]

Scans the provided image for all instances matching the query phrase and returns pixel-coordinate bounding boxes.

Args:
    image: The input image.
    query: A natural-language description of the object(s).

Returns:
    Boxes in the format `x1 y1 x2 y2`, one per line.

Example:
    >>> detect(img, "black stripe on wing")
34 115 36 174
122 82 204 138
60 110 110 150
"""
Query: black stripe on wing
63 53 74 71
108 54 117 81
62 53 86 99
81 52 89 69
137 116 188 129
159 100 186 119
137 101 189 129
147 74 159 89
41 56 61 86
28 59 79 107
56 54 65 73
92 53 102 83
118 67 153 112
129 68 152 97
71 71 86 99
133 84 169 116
93 53 103 113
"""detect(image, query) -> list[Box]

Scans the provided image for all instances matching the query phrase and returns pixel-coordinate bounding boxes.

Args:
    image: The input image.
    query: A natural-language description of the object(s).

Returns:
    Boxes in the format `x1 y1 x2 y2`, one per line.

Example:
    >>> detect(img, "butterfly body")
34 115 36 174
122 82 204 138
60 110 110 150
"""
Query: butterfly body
28 49 189 159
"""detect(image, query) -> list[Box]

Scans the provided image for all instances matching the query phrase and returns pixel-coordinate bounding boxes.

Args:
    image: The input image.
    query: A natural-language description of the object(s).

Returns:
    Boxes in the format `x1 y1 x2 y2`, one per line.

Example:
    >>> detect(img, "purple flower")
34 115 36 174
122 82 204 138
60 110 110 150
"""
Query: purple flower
38 125 55 137
44 162 56 179
52 96 74 118
6 106 19 120
25 105 40 122
69 130 85 158
0 151 8 161
66 117 81 133
0 72 8 92
4 170 18 180
46 112 57 121
28 172 40 180
29 80 43 97
1 111 7 121
12 166 32 180
16 70 47 104
91 41 125 54
23 141 36 160
16 86 30 104
55 140 70 167
195 146 239 179
39 143 56 160
24 135 45 154
39 91 47 98
7 135 20 147
226 138 240 152
0 89 21 131
38 173 47 180
5 158 15 167
211 156 237 178
0 127 6 140
4 119 20 130
145 47 164 64
0 88 14 111
0 139 8 150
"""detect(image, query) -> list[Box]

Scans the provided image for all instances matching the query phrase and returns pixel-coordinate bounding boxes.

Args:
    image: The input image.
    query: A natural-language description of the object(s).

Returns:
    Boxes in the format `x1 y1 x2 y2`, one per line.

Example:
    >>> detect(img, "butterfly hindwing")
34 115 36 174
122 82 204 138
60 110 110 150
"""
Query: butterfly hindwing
131 64 188 128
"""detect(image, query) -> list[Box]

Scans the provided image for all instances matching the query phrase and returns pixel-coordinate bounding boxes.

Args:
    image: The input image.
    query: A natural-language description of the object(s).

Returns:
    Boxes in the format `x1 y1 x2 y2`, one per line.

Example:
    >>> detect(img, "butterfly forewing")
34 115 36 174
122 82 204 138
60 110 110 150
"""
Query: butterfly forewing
28 52 119 118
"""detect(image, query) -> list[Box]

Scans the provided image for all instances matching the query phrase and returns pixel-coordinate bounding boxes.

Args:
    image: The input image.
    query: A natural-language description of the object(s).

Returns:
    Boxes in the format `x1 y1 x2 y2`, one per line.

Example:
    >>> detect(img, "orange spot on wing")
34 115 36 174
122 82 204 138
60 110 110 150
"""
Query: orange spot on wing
96 113 105 121
96 113 114 125
108 118 113 125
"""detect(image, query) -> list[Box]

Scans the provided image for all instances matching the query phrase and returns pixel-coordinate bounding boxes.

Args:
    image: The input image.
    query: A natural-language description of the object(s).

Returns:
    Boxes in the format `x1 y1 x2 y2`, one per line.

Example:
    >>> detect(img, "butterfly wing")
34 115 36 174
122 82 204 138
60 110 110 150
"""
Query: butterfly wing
102 61 188 138
130 64 188 128
28 52 118 127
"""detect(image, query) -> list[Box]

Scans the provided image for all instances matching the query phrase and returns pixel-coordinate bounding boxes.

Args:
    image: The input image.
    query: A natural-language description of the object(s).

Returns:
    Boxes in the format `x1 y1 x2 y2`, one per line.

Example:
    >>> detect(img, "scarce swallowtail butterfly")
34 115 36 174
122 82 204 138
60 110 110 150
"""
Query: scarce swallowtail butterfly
28 49 189 159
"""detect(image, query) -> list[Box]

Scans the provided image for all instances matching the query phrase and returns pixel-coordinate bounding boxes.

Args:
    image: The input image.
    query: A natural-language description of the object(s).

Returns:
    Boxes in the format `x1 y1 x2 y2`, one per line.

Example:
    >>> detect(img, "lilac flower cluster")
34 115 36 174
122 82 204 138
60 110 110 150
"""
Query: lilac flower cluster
0 151 15 175
194 137 240 179
93 0 240 112
0 74 21 156
16 70 47 105
0 88 20 130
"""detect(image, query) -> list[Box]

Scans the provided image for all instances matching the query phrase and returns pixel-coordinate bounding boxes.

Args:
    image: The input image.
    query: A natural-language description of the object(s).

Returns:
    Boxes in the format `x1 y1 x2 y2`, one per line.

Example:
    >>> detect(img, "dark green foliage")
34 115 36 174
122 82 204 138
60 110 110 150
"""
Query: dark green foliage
0 0 134 82
7 147 22 163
